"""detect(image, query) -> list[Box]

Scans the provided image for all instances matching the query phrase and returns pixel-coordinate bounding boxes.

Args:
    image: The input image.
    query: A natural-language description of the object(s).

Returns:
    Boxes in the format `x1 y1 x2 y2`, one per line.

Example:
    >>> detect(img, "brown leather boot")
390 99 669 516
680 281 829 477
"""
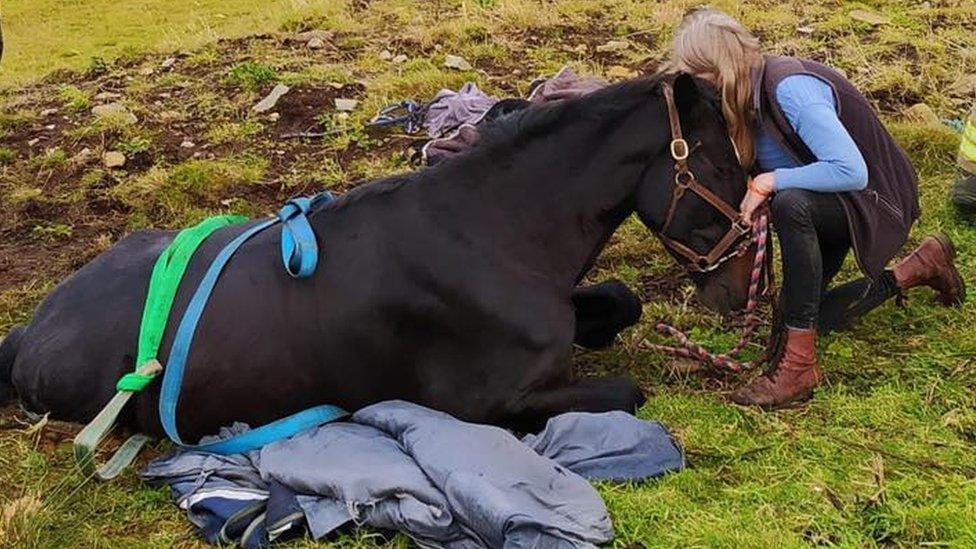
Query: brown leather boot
893 234 966 306
729 328 822 410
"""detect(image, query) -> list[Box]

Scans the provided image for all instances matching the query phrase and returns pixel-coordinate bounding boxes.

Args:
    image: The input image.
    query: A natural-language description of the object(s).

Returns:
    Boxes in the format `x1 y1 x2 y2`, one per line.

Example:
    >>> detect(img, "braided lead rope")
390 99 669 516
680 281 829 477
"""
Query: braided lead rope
643 214 769 373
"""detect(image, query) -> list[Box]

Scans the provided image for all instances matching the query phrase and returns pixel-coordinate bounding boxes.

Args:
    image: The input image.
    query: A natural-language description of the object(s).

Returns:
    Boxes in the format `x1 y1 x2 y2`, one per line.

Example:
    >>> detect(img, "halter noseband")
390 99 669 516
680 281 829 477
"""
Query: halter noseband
656 80 753 273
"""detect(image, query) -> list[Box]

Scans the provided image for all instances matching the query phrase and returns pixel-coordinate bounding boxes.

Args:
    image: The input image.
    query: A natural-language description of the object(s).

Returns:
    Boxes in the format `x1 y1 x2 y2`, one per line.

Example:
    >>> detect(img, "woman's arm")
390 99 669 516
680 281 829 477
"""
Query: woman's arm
770 75 868 193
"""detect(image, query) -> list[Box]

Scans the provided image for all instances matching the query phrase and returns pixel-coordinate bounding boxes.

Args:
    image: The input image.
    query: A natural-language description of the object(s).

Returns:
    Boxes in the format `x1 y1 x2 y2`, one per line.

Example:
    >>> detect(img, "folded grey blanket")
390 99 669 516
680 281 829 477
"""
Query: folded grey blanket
143 401 683 547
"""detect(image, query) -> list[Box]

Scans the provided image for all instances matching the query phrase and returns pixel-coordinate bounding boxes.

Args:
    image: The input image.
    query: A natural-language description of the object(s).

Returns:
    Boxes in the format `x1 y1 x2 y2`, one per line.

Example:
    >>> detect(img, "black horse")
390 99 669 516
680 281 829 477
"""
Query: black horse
0 73 751 438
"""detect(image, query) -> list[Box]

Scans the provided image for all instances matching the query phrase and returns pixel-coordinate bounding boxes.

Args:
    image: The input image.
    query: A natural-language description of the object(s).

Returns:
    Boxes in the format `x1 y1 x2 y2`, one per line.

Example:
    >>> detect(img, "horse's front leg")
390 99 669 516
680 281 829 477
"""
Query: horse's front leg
503 376 646 433
572 280 642 349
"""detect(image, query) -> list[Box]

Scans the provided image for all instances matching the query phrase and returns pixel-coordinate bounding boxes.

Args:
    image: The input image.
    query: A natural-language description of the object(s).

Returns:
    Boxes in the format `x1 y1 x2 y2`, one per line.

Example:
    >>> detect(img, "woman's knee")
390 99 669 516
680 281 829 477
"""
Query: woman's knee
770 188 816 229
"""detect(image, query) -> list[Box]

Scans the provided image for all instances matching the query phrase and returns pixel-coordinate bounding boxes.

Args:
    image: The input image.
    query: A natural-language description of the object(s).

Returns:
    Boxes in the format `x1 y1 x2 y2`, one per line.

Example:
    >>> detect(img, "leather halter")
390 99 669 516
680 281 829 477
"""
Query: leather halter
657 80 753 273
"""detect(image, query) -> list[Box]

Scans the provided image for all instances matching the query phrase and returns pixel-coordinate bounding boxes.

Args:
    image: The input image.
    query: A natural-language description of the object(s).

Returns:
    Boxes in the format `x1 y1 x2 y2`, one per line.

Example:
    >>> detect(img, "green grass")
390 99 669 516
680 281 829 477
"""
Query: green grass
2 0 976 547
0 0 353 86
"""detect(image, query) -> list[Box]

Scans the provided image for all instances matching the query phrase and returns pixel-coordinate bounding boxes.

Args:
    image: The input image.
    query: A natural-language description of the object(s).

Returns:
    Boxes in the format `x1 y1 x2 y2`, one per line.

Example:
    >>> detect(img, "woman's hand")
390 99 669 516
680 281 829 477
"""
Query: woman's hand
739 172 775 225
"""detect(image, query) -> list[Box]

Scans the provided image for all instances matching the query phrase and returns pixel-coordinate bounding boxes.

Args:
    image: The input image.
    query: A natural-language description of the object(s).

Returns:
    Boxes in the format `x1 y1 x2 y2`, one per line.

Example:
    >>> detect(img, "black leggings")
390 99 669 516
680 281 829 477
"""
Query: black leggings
770 189 900 333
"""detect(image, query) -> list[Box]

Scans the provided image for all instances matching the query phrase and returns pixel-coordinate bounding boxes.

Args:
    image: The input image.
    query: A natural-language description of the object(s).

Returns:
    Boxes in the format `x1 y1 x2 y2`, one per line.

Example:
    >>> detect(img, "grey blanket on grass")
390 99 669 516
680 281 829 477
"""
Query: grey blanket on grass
143 400 684 547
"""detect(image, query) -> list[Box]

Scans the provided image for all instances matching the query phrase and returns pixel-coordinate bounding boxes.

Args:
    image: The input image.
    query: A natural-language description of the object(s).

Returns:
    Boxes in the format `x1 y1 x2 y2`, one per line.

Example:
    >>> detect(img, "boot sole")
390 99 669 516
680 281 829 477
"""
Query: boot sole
728 389 815 411
758 390 814 411
932 233 966 306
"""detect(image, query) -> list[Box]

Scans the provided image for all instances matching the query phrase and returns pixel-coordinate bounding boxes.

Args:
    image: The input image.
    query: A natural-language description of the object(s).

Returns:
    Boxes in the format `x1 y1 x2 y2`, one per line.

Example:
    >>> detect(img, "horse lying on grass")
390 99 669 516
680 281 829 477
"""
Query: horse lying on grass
0 73 753 440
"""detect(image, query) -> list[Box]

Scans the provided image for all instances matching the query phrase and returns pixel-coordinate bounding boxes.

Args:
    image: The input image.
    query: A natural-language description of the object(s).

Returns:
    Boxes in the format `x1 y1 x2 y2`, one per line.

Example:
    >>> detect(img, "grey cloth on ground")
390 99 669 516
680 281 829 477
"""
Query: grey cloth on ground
523 411 685 482
421 123 481 164
420 67 609 164
144 401 684 547
423 82 497 137
527 66 608 104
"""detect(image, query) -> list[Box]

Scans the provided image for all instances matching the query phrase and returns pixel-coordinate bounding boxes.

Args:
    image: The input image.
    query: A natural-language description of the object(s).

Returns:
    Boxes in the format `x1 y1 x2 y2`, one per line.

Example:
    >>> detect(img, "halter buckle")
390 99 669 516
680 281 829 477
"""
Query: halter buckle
670 138 689 161
733 217 751 235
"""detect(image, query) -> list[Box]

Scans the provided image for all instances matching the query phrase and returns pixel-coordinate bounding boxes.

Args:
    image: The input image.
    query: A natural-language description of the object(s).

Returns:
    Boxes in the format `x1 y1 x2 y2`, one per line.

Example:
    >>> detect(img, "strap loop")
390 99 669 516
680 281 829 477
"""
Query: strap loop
278 192 335 278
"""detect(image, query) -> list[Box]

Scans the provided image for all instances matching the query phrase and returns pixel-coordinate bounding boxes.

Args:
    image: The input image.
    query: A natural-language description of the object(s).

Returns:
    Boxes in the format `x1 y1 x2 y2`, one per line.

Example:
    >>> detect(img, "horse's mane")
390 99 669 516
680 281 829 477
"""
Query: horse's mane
476 74 665 151
318 73 669 214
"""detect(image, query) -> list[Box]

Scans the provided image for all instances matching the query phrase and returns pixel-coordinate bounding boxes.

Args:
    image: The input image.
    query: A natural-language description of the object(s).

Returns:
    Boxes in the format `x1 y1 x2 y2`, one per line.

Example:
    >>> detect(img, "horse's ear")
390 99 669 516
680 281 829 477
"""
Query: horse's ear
672 72 701 115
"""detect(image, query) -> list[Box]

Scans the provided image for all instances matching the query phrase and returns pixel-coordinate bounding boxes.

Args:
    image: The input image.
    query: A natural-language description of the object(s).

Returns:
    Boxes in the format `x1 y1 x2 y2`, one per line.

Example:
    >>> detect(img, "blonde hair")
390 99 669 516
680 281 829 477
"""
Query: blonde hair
668 8 763 169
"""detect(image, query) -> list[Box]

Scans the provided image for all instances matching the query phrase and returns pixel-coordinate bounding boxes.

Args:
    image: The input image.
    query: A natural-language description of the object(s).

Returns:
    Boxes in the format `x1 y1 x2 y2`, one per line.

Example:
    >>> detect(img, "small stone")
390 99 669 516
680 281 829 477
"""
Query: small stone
949 74 976 97
70 148 93 164
607 65 637 79
796 26 815 35
444 54 472 71
94 91 121 101
102 151 126 168
379 50 393 60
44 124 56 130
252 83 291 113
334 98 358 112
307 37 326 50
28 138 41 146
180 140 195 148
138 66 155 76
92 102 138 125
849 9 890 25
903 103 940 126
393 54 408 64
158 110 183 122
595 40 629 53
296 29 334 42
512 69 523 76
40 108 58 117
268 112 280 122
159 92 172 99
161 57 177 70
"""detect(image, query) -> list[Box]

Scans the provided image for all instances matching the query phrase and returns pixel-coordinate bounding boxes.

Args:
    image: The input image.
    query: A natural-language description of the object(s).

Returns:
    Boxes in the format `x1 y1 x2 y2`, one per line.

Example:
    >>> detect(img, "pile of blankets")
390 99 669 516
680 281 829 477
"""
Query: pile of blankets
367 66 610 165
144 400 684 547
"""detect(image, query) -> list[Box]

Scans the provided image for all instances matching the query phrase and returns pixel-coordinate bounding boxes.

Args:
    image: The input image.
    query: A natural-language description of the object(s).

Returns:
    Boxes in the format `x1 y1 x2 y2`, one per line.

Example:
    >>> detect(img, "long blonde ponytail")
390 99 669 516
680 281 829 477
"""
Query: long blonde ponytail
667 9 763 169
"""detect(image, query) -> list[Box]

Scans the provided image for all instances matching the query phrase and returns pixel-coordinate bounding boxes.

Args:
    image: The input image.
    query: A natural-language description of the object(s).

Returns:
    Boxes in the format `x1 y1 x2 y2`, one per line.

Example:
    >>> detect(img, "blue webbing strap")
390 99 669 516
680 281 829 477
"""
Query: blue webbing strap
160 192 347 455
278 192 334 278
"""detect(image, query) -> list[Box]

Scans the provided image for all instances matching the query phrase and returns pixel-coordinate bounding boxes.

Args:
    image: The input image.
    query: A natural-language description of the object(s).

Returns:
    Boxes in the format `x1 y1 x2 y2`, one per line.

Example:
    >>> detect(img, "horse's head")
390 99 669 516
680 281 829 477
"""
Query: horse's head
634 73 757 315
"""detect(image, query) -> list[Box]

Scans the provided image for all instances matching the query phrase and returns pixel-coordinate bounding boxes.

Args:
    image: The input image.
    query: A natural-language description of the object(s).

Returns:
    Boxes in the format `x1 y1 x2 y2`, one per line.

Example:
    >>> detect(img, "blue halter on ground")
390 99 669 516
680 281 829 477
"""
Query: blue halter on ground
75 191 347 480
159 191 348 455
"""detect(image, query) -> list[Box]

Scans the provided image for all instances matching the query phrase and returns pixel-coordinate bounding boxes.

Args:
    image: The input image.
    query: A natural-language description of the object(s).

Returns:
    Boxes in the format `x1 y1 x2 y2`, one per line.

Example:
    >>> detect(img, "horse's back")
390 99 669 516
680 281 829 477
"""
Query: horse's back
12 230 173 420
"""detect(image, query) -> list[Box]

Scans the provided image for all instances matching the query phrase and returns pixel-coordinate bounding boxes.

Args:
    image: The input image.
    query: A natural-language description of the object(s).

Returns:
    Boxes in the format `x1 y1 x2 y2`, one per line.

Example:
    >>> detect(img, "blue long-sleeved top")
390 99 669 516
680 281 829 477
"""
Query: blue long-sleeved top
754 74 868 192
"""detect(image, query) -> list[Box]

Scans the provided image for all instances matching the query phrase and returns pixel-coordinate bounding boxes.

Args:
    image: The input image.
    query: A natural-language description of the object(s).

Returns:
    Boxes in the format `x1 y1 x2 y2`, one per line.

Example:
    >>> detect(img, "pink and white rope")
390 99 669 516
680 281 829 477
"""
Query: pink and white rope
644 214 769 373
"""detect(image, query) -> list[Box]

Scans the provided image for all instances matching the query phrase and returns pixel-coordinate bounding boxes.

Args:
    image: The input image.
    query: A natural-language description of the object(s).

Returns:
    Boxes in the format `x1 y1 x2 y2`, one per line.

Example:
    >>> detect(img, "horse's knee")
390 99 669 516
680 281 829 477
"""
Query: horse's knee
572 280 642 349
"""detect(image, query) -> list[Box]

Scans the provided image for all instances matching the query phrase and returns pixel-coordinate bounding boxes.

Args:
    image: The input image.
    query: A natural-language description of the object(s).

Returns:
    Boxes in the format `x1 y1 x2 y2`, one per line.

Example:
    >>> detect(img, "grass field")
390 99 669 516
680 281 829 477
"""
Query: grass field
2 0 976 546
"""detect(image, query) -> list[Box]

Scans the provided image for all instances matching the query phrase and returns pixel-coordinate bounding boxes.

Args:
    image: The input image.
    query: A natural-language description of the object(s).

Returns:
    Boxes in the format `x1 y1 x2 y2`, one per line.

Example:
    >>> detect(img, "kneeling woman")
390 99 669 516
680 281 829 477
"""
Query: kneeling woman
669 9 966 409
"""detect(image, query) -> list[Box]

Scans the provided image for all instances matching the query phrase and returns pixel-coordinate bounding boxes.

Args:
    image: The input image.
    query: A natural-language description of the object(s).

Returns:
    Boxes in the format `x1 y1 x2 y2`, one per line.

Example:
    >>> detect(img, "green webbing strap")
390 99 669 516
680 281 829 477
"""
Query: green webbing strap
74 214 246 480
118 215 247 392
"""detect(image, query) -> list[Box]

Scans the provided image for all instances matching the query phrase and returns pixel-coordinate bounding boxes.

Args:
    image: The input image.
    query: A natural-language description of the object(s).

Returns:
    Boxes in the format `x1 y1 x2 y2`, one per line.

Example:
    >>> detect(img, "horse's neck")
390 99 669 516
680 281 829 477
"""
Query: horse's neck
429 110 662 292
